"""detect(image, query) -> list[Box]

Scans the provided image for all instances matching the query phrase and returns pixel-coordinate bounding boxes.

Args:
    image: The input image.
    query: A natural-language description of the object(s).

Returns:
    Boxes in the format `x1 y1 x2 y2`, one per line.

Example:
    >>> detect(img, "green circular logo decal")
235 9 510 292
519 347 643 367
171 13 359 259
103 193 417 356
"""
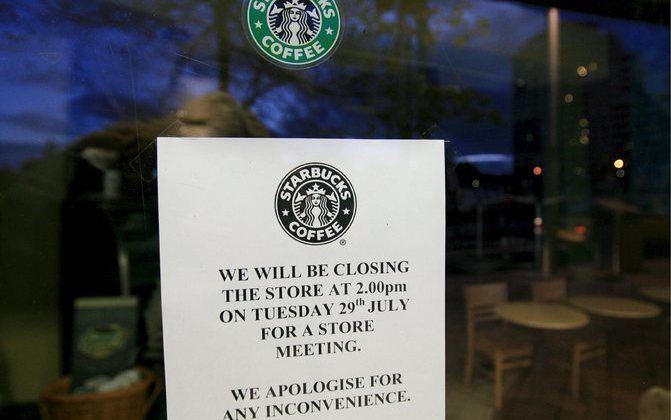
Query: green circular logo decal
245 0 342 68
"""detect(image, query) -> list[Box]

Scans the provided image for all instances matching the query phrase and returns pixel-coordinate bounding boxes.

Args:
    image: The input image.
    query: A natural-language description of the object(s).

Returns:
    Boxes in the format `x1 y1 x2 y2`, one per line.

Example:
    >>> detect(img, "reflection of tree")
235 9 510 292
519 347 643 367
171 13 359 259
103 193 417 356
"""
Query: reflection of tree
327 0 500 139
106 0 501 139
4 0 501 141
241 0 502 139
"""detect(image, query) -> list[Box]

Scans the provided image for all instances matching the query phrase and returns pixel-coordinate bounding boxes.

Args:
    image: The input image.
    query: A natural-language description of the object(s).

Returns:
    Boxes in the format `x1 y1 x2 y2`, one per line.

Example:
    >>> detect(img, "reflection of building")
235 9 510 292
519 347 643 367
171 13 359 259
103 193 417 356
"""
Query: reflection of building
512 22 633 218
512 20 670 272
513 21 670 216
628 82 670 213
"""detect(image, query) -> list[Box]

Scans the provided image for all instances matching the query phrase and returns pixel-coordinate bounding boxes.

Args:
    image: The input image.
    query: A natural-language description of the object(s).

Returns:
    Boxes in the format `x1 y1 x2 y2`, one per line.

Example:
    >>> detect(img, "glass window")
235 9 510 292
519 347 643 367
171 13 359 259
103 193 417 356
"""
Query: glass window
1 1 668 419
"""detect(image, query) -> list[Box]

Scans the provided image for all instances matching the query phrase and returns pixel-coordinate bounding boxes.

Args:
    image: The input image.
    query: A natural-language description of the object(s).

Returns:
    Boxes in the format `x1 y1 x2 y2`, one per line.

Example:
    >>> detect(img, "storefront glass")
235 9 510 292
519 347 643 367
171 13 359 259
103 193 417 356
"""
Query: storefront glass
1 0 669 418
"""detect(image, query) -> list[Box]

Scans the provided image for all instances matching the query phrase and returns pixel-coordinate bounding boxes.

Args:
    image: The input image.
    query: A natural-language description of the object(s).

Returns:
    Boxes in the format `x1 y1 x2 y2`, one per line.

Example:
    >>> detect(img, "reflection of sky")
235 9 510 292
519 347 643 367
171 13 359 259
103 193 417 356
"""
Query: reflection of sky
0 0 189 148
429 2 547 161
456 153 514 175
0 0 668 173
0 34 70 144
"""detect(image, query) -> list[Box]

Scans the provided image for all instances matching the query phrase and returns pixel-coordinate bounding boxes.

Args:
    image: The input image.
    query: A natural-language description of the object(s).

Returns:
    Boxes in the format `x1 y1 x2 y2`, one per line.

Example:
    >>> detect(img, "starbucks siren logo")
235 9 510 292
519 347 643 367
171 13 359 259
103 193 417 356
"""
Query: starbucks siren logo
245 0 342 68
275 163 355 245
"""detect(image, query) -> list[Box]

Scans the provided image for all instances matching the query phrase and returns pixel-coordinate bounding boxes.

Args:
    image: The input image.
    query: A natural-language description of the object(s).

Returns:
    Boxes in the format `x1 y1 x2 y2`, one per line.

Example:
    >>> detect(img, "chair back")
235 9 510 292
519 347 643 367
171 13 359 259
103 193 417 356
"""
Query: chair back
464 282 508 329
531 278 567 302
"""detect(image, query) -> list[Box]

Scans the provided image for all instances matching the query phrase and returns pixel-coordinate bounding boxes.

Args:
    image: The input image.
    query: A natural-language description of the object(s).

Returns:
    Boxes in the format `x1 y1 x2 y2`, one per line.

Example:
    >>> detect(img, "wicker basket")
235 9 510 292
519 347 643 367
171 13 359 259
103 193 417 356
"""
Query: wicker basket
38 367 161 420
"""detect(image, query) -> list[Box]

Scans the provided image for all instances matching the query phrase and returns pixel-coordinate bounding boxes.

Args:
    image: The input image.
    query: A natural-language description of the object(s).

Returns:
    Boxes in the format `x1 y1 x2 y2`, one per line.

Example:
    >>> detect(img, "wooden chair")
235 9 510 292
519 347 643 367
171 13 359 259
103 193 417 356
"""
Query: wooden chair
639 386 671 420
531 278 607 400
464 282 533 410
530 278 566 303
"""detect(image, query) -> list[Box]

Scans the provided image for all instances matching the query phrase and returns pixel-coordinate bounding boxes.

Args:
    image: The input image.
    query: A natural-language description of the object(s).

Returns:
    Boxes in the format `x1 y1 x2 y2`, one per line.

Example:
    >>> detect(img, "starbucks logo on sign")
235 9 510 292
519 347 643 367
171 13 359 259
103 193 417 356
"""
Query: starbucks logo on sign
245 0 342 68
275 163 355 245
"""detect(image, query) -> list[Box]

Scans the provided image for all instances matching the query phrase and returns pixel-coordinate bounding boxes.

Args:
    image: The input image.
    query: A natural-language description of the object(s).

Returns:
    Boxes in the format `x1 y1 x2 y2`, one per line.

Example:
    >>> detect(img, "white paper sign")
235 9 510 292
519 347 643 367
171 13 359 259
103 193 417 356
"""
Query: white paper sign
158 138 445 420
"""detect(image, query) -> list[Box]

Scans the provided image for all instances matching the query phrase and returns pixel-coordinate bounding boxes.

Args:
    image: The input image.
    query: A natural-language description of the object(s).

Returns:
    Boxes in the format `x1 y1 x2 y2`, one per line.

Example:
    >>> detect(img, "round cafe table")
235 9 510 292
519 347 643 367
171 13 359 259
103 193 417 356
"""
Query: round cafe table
568 294 661 416
494 302 590 330
638 287 670 304
568 295 661 319
492 302 591 405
